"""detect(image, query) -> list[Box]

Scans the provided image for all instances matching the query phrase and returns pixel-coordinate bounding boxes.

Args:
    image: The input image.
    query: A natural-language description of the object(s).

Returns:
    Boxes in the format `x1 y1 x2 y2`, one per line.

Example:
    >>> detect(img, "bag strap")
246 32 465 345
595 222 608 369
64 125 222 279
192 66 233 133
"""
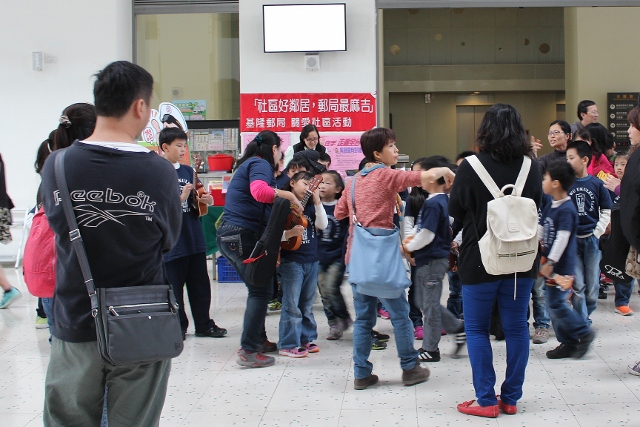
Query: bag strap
54 150 98 311
350 175 358 224
467 155 531 198
466 156 501 199
514 157 532 197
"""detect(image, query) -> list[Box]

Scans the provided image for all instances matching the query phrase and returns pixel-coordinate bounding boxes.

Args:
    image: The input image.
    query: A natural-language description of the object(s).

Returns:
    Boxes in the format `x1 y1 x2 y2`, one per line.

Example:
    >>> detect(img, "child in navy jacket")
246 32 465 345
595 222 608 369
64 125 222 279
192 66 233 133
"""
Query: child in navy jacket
159 128 226 340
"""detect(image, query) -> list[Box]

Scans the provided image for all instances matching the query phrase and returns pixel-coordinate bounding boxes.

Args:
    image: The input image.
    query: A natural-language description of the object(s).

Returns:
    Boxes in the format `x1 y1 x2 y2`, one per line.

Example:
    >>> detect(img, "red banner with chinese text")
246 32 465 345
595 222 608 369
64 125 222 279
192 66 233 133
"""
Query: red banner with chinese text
240 93 376 133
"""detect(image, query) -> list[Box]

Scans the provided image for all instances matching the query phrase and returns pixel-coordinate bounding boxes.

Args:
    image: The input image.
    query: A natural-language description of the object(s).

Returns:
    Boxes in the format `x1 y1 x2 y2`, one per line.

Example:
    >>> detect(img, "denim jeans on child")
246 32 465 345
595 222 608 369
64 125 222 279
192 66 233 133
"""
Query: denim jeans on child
317 261 349 325
531 276 551 329
351 284 418 380
42 297 53 343
217 221 269 352
544 284 590 344
278 260 319 349
462 278 534 407
614 279 634 307
408 267 423 327
572 235 601 322
415 258 460 352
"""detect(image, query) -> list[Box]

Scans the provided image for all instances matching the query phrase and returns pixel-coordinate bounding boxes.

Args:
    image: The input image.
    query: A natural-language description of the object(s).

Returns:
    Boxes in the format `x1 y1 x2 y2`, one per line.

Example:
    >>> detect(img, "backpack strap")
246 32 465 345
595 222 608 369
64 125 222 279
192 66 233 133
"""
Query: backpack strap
514 157 532 197
466 156 501 199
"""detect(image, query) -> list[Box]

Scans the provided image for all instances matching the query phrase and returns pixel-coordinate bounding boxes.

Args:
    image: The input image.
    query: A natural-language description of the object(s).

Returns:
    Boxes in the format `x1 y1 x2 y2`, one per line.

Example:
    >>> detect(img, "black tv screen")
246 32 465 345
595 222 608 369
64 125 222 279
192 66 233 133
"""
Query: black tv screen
263 3 347 53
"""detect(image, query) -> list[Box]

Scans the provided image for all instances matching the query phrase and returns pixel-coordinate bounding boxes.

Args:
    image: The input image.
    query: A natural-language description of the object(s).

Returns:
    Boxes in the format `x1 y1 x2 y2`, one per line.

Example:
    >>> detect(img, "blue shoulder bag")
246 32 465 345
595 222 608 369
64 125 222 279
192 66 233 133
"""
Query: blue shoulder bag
347 168 411 299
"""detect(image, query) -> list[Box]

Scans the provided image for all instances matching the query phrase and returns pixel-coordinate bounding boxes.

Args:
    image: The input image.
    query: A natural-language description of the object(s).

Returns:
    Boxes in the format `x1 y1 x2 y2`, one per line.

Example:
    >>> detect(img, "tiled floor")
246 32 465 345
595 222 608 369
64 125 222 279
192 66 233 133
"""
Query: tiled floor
2 263 640 427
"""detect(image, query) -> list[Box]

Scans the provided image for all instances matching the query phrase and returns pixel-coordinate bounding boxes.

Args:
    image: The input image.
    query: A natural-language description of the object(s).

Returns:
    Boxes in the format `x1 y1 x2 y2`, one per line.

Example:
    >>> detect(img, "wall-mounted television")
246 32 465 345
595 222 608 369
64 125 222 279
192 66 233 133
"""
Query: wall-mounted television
263 3 346 53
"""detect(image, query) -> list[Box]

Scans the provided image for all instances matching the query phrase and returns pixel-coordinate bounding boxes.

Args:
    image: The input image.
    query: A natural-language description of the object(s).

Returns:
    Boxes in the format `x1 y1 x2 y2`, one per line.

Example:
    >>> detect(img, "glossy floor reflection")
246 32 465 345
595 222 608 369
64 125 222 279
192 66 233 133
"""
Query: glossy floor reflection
1 263 640 427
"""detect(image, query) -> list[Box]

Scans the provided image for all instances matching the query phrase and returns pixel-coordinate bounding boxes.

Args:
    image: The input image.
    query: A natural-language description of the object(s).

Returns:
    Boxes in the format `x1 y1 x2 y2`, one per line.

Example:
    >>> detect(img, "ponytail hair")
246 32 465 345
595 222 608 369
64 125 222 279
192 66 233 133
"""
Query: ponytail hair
235 130 281 170
52 103 97 150
35 130 55 174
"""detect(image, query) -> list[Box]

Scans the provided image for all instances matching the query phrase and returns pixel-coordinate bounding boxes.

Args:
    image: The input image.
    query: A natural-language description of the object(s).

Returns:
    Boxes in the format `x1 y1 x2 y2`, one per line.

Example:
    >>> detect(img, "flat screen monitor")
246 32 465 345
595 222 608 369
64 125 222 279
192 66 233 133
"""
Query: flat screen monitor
263 3 346 53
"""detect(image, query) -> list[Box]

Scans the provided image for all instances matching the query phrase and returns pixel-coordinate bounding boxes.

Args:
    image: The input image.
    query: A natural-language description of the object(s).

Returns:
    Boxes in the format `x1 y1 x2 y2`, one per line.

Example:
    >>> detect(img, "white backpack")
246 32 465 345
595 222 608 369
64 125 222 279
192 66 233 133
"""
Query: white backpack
466 156 538 276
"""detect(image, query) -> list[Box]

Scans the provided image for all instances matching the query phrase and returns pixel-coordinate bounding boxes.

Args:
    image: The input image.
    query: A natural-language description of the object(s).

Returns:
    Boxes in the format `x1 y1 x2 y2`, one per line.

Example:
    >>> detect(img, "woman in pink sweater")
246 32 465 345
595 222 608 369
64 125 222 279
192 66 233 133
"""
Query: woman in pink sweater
335 127 454 390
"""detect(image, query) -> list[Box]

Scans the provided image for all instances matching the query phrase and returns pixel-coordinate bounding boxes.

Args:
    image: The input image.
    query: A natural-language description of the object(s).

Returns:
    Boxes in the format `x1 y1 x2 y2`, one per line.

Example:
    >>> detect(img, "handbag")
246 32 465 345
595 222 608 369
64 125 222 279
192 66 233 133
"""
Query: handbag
600 208 633 282
54 150 184 366
347 170 411 299
626 246 640 280
242 197 291 287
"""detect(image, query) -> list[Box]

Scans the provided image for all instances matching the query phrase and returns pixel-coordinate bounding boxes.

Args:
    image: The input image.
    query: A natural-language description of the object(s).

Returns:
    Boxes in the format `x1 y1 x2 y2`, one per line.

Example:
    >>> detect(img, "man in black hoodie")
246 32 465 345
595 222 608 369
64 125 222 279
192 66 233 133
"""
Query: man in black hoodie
41 61 182 426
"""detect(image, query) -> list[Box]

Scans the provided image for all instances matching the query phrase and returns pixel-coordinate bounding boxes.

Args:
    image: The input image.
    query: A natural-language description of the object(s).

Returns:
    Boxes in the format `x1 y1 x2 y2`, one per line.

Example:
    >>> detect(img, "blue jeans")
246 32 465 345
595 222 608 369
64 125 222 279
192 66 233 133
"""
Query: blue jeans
42 297 53 343
531 276 550 329
278 260 319 349
462 278 534 407
351 284 418 379
446 270 463 319
217 221 270 352
408 267 423 327
614 279 634 307
572 235 601 322
317 261 350 325
544 284 590 344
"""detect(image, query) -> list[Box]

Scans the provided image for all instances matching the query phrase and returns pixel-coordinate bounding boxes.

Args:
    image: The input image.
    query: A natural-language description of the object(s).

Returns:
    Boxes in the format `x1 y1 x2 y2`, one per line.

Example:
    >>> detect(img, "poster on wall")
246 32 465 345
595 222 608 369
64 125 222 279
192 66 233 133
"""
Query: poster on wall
240 93 376 133
607 92 640 147
242 131 363 178
173 100 207 121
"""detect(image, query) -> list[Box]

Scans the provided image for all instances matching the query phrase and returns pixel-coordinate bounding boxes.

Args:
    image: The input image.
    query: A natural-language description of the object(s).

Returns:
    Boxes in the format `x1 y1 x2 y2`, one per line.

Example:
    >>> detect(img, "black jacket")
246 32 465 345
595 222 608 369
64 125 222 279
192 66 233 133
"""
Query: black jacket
621 147 640 250
448 152 542 284
41 142 182 342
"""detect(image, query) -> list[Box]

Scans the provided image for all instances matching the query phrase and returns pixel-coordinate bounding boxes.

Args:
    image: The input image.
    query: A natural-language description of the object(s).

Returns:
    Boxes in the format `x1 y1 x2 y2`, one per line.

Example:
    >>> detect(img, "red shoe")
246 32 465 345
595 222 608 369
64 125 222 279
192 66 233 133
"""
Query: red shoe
497 396 517 415
457 400 499 418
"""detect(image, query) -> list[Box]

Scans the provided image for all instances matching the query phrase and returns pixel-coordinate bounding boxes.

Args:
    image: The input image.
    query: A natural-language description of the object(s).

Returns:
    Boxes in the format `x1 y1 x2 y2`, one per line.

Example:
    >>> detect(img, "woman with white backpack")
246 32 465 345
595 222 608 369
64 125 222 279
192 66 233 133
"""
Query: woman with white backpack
449 104 542 418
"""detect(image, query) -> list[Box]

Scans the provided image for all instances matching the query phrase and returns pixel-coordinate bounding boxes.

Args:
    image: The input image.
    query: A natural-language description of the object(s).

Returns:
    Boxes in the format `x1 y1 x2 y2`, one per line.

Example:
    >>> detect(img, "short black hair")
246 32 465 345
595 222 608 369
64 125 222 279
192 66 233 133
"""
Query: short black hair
416 155 449 185
286 158 310 173
545 160 576 192
361 128 396 163
455 151 475 161
577 100 596 121
282 171 314 192
318 152 332 165
566 140 593 166
322 170 344 199
93 61 154 118
159 127 188 149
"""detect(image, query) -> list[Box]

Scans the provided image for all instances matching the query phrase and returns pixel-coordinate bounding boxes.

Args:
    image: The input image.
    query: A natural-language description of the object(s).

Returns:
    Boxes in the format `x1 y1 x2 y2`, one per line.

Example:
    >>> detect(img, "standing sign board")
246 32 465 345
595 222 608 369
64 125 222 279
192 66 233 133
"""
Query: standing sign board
607 93 640 147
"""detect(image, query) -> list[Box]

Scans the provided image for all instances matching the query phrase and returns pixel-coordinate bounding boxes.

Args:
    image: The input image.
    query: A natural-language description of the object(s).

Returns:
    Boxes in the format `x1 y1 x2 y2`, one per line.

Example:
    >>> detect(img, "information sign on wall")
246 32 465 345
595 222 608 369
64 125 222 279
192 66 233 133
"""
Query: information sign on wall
607 92 640 147
240 93 376 133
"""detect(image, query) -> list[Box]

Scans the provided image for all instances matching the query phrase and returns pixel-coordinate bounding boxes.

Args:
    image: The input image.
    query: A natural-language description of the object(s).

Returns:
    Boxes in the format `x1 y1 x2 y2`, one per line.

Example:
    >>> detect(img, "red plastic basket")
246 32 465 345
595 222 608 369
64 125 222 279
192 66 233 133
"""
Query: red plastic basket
210 188 226 206
208 154 234 171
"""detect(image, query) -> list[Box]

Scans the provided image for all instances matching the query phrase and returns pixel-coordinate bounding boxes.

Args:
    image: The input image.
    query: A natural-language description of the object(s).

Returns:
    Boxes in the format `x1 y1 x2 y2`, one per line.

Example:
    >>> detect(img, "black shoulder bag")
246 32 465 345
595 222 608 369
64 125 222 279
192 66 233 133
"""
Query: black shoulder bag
54 150 184 366
242 197 290 287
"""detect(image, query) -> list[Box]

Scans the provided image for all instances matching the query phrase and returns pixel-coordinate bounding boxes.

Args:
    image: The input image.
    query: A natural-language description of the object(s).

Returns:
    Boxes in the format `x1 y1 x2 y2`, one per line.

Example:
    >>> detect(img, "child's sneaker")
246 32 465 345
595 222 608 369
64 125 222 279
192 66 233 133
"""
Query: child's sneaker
546 343 575 359
303 342 320 353
453 332 466 358
372 339 387 350
0 287 21 309
628 361 640 376
35 315 49 329
268 299 282 311
237 349 275 368
377 308 390 319
279 347 308 358
372 330 390 342
418 348 441 362
532 327 549 344
414 326 424 340
598 286 607 300
616 306 634 316
259 339 278 353
326 326 343 340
